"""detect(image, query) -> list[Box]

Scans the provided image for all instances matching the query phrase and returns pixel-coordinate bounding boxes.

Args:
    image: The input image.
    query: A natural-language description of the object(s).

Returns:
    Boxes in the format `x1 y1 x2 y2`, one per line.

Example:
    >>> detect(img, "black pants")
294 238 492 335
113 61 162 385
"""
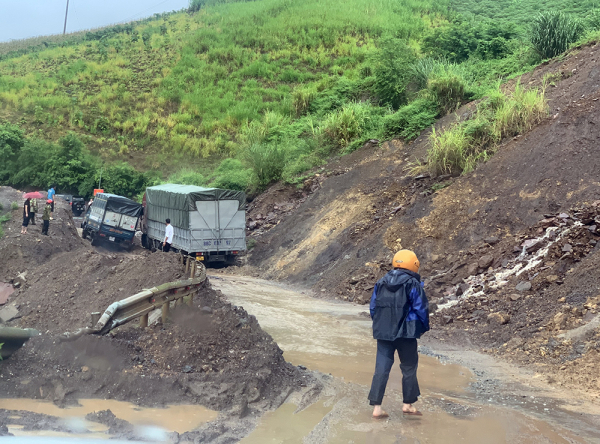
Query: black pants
29 212 36 225
42 220 49 235
368 338 420 405
163 242 171 252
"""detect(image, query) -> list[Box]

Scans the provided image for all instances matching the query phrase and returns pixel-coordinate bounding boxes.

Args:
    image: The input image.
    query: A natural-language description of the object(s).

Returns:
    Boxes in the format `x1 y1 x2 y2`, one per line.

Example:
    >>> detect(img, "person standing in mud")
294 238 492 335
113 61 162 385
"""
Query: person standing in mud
368 250 429 418
41 199 52 235
21 198 30 234
163 218 173 252
29 198 37 225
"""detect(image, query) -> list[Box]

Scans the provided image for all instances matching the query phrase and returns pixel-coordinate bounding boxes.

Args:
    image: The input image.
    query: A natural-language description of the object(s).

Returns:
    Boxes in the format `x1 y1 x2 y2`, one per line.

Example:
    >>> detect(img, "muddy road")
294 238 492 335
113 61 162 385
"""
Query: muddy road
210 274 600 444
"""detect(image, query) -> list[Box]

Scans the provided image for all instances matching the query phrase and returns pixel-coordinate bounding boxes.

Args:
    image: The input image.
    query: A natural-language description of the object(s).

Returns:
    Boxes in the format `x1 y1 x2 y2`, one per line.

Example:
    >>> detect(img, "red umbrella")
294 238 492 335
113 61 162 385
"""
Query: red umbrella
23 191 44 199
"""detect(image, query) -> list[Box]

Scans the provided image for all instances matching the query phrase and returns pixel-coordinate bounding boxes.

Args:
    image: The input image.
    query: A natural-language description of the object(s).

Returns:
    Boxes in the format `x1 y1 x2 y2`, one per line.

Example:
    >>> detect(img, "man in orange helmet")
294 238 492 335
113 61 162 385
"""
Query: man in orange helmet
368 249 430 418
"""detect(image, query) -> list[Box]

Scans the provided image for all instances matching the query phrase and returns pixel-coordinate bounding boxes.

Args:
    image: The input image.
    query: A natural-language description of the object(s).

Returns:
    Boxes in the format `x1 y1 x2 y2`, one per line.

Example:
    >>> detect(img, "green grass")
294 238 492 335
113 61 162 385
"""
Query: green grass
0 214 10 238
0 0 449 190
450 0 599 33
0 0 596 196
427 82 548 175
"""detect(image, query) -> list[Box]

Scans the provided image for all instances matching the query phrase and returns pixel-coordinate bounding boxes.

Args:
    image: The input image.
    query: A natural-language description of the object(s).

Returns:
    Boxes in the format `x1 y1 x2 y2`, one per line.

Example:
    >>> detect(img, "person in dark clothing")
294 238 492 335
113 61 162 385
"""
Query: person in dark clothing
41 199 52 235
368 249 430 418
30 198 37 225
21 198 30 234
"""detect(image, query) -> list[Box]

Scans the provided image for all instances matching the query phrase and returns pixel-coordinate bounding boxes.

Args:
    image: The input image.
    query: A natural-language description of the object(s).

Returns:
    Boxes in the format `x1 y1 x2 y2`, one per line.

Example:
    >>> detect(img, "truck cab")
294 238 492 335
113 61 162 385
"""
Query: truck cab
81 193 142 250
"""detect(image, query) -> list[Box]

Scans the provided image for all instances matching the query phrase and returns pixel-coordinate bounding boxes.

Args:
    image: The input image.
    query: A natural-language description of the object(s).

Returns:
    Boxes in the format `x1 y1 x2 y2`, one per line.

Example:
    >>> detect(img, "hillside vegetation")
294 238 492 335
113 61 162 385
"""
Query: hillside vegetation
451 0 598 31
0 0 599 197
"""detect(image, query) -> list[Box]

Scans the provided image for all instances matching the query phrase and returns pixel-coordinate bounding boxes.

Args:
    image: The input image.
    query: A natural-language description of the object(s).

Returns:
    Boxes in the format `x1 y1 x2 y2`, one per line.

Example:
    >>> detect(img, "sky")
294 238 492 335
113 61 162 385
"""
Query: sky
0 0 190 42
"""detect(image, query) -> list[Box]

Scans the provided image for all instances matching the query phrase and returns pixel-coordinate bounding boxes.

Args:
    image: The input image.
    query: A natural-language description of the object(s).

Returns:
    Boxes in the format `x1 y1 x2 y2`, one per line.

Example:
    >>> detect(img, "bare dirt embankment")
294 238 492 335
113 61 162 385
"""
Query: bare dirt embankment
0 190 311 441
243 42 600 400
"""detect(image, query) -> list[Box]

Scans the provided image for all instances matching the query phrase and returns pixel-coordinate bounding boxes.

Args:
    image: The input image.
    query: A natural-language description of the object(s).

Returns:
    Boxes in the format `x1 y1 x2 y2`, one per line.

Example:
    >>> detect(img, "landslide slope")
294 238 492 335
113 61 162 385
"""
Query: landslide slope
246 41 600 398
249 42 600 297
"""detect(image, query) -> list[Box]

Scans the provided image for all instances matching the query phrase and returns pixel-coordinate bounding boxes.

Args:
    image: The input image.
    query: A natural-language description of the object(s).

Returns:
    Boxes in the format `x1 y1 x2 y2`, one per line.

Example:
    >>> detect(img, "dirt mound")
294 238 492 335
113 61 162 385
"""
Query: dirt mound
11 249 186 333
0 206 91 283
0 186 310 433
0 197 87 284
0 282 307 413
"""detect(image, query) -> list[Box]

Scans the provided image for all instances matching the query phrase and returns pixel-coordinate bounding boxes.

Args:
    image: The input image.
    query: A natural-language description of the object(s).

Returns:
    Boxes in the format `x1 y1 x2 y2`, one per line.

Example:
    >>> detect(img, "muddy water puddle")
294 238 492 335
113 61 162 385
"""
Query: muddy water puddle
0 398 217 438
211 274 597 444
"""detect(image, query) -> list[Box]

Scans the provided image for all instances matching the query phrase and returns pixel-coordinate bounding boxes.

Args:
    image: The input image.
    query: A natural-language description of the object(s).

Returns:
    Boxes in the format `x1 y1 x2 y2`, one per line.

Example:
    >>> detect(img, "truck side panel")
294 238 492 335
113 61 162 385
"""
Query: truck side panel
147 220 191 252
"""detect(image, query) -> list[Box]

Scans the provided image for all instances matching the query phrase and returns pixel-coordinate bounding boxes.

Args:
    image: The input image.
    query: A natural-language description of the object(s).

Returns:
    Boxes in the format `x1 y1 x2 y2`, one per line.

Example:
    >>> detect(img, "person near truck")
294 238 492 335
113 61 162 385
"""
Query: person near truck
163 218 173 252
47 185 56 220
29 198 37 225
21 198 30 234
368 249 430 419
41 199 52 235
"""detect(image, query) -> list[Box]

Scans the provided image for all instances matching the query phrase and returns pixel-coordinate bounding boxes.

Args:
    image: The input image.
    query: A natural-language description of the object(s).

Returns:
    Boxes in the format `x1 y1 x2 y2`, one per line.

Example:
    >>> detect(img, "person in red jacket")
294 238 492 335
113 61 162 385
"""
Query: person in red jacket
368 250 430 418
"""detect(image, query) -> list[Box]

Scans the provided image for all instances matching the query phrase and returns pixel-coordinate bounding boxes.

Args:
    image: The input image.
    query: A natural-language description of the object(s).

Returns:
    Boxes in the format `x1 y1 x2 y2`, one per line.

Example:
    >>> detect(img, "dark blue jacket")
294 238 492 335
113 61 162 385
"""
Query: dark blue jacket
370 269 430 340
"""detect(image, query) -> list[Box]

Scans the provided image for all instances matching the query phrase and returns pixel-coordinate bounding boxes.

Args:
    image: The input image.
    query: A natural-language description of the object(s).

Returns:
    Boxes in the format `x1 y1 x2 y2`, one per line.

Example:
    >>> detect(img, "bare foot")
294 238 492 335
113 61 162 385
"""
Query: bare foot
372 405 389 419
402 404 422 416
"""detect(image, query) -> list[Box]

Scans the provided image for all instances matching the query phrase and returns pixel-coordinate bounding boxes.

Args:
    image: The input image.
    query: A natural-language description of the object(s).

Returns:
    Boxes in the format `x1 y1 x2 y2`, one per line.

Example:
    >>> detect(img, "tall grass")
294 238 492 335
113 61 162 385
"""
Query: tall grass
0 214 10 238
450 0 598 32
530 11 585 59
427 82 547 175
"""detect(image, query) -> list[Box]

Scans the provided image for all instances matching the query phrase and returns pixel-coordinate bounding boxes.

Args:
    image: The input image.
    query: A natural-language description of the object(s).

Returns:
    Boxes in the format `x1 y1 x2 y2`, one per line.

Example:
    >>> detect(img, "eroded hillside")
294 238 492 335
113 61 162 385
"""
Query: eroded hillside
245 42 600 399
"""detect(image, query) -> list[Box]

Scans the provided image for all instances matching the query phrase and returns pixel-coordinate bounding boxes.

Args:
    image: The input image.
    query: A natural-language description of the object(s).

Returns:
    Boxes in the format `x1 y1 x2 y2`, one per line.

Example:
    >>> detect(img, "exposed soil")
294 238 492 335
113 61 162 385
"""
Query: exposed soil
12 249 188 333
425 202 600 399
0 201 87 284
0 187 311 442
242 42 600 401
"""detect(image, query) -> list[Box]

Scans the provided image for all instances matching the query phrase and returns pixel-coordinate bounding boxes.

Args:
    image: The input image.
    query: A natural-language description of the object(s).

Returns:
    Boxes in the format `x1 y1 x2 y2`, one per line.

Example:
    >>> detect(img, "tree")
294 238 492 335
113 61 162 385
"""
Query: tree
189 0 205 12
0 123 25 182
422 18 517 63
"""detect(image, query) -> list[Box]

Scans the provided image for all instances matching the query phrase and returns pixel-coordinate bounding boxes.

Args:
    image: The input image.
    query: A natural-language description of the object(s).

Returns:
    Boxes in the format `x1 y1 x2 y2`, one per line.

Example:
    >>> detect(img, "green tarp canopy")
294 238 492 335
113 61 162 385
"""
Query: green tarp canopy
145 184 246 229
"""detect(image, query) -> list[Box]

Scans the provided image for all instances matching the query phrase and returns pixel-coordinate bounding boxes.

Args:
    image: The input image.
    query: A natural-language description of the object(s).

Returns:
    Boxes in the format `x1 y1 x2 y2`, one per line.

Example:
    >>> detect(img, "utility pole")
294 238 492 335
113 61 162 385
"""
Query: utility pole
63 0 70 35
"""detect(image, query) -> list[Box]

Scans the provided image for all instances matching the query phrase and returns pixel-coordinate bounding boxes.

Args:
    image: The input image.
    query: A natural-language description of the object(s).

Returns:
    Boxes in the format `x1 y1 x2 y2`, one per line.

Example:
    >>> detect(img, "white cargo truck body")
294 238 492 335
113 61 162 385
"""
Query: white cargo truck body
142 184 246 263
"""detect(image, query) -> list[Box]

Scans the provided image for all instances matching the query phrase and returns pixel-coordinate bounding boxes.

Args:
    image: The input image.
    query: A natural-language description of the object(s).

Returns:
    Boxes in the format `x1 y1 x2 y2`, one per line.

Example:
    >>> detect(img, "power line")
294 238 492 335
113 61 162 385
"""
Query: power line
63 0 70 34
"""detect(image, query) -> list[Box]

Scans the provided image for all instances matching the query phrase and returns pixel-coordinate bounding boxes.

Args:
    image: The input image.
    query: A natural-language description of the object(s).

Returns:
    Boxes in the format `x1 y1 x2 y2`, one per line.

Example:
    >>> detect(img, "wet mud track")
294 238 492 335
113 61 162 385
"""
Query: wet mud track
210 274 600 443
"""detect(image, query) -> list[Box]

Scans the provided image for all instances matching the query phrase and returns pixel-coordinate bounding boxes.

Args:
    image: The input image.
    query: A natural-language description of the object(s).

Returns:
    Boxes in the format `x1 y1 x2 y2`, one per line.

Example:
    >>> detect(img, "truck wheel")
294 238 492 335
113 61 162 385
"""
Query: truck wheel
82 230 87 240
141 233 149 249
91 235 99 247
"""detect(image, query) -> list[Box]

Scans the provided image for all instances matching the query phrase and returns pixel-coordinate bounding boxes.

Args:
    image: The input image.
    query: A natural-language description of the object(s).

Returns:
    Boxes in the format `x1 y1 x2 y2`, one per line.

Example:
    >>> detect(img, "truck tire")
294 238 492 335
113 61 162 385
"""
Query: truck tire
90 234 99 247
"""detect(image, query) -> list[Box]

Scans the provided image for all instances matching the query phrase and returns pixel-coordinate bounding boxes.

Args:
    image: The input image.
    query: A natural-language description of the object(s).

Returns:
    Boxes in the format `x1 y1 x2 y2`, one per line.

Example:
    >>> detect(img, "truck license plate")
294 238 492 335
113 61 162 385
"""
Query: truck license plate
109 236 115 242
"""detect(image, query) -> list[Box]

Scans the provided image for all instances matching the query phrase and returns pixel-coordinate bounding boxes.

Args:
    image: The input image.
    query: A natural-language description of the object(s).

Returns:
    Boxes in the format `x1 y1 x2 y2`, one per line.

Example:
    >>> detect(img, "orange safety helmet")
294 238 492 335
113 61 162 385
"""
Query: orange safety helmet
392 250 420 273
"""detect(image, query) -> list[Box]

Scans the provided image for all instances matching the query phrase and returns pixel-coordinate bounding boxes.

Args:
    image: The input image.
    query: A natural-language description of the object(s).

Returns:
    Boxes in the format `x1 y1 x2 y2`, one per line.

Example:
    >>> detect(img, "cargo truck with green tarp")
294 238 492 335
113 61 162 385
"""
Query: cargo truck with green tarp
141 184 246 264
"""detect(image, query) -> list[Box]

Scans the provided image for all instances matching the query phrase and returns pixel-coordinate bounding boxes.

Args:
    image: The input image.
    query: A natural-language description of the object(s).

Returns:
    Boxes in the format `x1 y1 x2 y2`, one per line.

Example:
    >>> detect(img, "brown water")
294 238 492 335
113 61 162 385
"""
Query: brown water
0 398 217 437
211 274 597 444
